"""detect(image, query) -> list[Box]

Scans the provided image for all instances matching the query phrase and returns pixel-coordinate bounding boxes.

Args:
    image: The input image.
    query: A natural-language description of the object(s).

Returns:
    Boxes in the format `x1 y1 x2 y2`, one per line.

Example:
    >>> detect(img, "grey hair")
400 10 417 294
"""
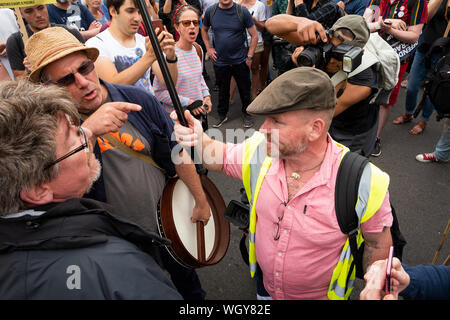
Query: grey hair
0 80 80 216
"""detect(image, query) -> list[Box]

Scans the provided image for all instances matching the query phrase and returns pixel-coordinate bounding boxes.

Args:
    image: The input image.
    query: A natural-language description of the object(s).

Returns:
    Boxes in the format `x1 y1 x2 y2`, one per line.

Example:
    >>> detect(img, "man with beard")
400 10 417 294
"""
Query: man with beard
0 80 181 300
47 0 102 39
25 26 210 300
6 4 84 79
171 67 394 300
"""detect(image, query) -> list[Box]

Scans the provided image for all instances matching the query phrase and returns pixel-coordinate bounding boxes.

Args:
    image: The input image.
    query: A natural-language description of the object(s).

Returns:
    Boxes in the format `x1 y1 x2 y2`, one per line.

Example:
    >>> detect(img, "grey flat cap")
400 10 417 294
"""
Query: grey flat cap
246 67 336 115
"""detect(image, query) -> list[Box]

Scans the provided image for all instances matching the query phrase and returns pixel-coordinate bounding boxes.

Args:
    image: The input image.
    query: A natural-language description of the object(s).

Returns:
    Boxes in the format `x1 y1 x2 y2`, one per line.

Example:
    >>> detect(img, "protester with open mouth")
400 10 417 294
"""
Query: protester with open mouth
153 5 212 116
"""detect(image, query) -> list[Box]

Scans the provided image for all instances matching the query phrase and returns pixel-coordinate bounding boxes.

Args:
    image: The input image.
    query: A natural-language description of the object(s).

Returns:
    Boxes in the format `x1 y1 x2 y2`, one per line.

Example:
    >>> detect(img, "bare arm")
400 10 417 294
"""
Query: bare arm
246 25 259 58
266 14 327 45
151 30 178 87
380 19 424 44
171 110 226 172
174 150 211 224
362 226 393 273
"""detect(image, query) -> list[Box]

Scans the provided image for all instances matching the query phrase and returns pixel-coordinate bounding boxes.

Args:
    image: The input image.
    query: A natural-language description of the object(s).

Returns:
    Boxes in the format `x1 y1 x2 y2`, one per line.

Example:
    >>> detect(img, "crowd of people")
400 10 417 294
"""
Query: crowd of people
0 0 448 301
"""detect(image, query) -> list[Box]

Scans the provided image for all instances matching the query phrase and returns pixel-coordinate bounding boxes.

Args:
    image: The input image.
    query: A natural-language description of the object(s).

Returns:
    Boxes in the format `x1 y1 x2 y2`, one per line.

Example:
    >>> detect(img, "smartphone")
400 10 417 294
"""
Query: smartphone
385 246 394 295
151 19 164 34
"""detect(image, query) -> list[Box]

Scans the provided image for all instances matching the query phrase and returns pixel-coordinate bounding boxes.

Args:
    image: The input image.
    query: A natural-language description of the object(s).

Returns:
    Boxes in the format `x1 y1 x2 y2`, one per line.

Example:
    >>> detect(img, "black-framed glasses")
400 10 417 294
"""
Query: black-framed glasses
44 60 95 87
179 19 200 27
273 209 285 241
44 127 89 170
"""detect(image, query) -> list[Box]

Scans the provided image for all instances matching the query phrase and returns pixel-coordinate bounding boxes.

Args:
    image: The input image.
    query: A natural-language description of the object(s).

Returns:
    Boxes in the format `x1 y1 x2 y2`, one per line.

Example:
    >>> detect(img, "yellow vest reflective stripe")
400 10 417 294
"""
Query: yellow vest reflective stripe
328 146 390 299
241 135 390 299
242 132 272 277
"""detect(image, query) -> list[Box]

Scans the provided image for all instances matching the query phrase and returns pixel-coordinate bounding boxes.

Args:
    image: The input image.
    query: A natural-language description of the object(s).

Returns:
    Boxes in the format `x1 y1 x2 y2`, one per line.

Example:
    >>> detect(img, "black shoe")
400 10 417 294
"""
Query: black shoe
243 114 254 128
371 138 381 157
212 84 219 92
212 116 228 128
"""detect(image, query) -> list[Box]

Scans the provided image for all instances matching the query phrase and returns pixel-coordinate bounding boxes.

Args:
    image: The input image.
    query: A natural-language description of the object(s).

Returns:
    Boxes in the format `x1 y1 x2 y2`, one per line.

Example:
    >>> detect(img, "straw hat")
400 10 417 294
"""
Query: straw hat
25 27 99 83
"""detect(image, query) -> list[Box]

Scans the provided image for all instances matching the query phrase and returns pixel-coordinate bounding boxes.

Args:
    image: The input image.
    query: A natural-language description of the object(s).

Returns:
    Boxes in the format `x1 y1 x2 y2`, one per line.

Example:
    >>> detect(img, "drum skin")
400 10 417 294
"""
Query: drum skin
157 175 230 268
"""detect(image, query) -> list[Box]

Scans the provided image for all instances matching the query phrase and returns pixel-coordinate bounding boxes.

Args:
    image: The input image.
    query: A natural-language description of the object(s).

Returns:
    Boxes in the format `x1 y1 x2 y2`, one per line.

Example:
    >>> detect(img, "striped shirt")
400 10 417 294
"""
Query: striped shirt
153 45 210 113
367 0 427 26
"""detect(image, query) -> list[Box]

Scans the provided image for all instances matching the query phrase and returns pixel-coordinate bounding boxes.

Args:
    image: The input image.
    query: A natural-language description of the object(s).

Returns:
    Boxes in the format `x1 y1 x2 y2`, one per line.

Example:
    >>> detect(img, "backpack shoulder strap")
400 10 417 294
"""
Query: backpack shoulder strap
335 151 369 241
236 3 245 27
192 42 203 62
209 3 219 25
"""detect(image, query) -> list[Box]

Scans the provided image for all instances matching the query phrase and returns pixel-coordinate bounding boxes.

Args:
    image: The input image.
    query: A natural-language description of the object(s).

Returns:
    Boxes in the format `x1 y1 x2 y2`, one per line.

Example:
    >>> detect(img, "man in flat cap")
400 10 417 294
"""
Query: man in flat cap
171 67 394 300
267 14 380 157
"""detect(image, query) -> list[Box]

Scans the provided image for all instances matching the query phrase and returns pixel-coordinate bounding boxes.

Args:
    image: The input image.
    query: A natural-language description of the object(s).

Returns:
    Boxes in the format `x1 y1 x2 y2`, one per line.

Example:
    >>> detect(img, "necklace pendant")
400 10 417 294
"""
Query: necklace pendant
291 172 301 180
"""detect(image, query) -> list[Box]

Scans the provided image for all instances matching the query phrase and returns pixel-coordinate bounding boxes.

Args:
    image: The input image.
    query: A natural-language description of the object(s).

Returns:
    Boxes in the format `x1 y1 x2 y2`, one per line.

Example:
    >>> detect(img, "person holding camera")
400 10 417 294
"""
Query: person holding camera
170 66 393 300
268 15 380 156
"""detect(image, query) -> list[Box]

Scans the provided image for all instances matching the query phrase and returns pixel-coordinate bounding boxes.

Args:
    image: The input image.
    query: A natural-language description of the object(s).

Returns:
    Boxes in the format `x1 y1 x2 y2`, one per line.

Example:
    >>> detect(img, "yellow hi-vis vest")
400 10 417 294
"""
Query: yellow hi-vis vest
241 132 390 300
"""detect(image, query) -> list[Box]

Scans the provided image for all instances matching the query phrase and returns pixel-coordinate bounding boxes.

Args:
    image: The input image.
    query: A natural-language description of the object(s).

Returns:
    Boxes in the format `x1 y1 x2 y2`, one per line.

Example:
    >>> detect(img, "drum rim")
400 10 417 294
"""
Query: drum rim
157 176 229 268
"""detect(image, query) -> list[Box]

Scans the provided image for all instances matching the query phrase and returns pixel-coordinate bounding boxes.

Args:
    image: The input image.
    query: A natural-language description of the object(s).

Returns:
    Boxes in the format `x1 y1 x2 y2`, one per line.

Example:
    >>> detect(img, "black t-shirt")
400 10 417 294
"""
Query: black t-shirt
331 64 379 134
423 1 450 48
6 24 85 71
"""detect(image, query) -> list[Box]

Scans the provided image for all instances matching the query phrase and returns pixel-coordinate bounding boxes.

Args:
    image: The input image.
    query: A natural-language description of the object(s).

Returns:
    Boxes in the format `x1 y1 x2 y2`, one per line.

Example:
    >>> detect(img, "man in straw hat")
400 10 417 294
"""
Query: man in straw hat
267 14 380 157
0 80 181 300
171 67 394 299
25 26 210 300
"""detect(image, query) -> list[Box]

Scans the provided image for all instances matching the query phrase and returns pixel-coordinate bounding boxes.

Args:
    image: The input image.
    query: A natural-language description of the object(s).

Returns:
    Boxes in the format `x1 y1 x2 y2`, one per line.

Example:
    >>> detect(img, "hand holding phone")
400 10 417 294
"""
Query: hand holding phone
383 19 392 25
151 19 164 35
385 246 394 295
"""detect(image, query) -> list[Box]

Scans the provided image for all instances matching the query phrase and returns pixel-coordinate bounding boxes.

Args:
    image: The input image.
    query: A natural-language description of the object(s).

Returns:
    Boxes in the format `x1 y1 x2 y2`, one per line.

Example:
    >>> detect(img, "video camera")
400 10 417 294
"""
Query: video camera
297 30 363 73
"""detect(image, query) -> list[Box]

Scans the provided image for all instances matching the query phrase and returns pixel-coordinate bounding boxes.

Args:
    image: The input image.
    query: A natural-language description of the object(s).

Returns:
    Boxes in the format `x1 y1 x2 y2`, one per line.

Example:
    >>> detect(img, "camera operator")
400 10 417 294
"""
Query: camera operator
269 15 379 156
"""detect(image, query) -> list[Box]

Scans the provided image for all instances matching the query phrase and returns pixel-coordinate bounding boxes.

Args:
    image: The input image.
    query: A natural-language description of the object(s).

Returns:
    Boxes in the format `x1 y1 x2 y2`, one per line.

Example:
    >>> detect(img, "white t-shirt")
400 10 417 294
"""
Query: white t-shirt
243 1 266 44
86 29 153 94
0 9 19 80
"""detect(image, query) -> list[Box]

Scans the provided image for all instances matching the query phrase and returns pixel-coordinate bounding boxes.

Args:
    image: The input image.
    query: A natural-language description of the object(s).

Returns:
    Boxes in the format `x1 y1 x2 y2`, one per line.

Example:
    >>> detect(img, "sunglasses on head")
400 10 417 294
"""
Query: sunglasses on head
179 19 199 27
44 60 95 87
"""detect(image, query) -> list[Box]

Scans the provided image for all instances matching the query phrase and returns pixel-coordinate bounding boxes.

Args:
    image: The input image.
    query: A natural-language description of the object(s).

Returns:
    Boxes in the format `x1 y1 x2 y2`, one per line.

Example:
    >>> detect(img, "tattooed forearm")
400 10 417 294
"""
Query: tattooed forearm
363 226 392 273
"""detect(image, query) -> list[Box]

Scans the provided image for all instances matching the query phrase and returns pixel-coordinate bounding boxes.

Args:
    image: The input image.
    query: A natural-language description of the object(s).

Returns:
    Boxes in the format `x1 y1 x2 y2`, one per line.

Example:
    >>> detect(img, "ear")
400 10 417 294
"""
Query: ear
308 117 326 142
20 183 54 207
109 6 117 18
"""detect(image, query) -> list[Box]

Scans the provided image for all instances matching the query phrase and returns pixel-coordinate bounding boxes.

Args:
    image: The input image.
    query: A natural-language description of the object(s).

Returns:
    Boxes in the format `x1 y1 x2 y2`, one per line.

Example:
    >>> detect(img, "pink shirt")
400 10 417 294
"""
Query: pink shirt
223 135 393 300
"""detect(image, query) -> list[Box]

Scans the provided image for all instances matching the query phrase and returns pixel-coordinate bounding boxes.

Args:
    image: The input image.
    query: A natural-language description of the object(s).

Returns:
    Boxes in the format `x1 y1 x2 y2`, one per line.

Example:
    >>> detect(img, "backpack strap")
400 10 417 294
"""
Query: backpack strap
209 3 219 28
335 151 369 286
192 42 203 63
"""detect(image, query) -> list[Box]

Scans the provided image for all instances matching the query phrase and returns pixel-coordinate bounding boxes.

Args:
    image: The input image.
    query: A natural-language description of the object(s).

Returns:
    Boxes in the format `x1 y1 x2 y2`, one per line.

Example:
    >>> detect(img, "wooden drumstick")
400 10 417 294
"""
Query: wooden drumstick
196 221 206 263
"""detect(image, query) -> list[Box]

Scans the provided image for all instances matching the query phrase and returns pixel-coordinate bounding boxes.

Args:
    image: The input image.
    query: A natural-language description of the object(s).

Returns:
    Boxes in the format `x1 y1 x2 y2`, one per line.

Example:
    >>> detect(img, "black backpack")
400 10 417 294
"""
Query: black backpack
414 37 450 120
335 151 407 286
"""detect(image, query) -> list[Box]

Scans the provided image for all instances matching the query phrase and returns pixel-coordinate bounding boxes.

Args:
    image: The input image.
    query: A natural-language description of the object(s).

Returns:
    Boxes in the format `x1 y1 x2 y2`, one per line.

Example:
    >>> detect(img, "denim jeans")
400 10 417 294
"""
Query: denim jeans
405 35 440 122
435 118 450 161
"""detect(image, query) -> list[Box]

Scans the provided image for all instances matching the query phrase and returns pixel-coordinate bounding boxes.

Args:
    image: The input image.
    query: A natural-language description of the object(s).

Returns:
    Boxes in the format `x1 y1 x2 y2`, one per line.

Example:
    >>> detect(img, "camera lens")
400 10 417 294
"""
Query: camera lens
297 46 322 67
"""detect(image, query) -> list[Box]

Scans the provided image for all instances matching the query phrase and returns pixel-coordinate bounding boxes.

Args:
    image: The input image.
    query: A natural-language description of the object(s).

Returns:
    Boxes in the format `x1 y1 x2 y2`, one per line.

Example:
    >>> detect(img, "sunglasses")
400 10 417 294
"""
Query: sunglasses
44 127 89 170
45 60 95 87
179 19 200 27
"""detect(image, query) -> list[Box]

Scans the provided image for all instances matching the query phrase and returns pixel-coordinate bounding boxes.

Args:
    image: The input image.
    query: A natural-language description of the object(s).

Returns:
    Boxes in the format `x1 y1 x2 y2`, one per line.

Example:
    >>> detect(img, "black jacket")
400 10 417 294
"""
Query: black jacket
0 198 182 300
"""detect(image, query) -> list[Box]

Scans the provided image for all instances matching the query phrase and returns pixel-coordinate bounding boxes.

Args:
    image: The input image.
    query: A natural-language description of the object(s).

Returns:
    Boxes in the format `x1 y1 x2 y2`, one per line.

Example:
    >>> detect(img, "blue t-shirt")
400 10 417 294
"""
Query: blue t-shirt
332 0 369 15
203 3 254 66
47 3 95 31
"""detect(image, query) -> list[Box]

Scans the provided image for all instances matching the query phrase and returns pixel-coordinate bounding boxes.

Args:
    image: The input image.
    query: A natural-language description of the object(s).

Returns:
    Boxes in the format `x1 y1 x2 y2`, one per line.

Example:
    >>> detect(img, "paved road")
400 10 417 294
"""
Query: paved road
194 61 449 300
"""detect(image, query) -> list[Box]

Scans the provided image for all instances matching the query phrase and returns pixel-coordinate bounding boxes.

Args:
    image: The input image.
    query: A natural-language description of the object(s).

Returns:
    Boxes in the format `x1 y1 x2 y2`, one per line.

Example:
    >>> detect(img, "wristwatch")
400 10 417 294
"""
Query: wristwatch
247 55 253 60
166 55 178 63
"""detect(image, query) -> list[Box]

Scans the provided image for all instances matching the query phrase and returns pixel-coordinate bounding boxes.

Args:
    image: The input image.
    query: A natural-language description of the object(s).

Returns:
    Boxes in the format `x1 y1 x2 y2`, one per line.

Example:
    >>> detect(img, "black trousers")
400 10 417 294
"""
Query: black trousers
214 61 251 118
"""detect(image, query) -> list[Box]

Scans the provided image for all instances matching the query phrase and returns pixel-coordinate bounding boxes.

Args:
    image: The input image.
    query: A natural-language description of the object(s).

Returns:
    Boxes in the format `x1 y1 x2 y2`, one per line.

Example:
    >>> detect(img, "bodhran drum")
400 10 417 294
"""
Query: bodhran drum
157 175 230 268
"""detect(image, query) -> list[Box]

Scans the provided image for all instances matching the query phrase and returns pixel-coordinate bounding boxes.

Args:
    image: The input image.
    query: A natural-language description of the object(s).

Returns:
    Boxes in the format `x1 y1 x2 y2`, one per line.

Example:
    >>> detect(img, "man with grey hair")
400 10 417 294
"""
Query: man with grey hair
171 67 394 299
25 26 210 300
0 80 182 299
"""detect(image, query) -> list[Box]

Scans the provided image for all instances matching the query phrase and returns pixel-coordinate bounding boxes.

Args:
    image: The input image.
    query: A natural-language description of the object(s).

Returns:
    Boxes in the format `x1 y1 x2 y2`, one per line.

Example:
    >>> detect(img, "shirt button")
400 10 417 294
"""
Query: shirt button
278 252 282 257
283 230 287 234
275 272 279 276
